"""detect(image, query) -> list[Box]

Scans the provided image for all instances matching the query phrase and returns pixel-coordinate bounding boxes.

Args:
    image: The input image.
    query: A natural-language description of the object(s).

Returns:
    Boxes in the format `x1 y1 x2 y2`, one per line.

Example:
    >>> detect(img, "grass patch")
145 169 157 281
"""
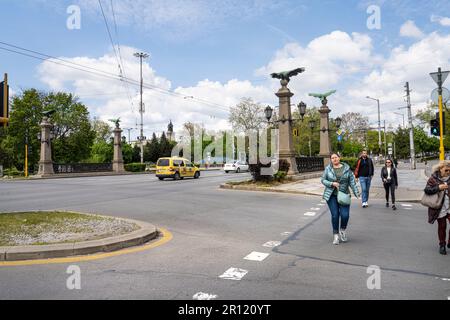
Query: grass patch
227 177 293 188
0 211 138 246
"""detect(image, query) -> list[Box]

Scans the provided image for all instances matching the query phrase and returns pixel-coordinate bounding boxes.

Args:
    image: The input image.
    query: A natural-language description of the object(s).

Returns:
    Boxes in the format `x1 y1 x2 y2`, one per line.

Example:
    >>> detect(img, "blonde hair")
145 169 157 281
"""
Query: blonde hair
432 160 450 174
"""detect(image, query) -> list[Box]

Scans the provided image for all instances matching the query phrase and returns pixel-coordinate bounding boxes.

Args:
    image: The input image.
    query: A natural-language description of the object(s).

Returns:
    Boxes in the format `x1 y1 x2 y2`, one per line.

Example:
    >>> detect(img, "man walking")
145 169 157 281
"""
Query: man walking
354 150 374 208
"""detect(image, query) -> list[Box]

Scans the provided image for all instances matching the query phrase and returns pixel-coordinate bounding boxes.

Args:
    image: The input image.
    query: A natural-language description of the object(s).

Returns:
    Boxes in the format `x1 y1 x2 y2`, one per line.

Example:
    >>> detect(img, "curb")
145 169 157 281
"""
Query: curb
0 213 158 262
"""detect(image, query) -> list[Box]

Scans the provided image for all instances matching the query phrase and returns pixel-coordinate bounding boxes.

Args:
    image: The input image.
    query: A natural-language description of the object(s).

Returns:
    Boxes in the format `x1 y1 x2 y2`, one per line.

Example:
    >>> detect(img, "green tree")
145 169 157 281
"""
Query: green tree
144 133 160 163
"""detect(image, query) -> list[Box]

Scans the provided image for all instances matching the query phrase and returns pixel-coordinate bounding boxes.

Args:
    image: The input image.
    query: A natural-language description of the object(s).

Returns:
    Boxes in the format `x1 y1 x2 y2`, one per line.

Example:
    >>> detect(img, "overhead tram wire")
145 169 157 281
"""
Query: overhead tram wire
98 0 135 114
109 0 136 114
0 42 231 113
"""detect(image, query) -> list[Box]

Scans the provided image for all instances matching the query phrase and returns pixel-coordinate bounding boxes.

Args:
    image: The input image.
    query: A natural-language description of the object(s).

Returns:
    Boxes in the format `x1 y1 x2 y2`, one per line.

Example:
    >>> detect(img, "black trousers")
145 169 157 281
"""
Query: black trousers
384 182 396 204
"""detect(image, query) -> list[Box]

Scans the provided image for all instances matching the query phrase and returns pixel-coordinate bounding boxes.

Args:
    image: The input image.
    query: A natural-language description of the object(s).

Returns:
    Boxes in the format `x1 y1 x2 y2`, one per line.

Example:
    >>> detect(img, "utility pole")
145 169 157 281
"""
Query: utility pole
405 82 416 170
366 96 382 158
383 120 387 157
134 52 149 164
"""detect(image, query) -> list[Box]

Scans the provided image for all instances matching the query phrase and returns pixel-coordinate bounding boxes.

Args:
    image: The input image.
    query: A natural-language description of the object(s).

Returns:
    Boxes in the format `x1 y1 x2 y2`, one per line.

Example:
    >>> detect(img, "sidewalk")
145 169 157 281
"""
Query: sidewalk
274 163 428 202
221 163 429 203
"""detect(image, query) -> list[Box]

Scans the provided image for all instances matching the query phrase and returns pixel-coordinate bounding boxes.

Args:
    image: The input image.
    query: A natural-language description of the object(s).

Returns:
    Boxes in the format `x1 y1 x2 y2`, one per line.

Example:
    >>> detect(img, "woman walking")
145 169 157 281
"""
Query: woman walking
321 153 360 245
424 160 450 255
381 158 398 211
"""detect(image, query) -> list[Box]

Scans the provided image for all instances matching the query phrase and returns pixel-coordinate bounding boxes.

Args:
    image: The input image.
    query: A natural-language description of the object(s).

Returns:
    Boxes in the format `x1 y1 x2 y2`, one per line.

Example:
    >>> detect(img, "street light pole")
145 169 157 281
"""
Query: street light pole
134 52 149 164
405 82 416 169
366 96 382 158
394 112 405 128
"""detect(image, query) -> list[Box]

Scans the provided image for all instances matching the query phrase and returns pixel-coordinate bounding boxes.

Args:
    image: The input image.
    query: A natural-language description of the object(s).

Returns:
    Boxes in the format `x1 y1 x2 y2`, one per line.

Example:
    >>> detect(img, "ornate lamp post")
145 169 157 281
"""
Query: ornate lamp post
37 110 56 177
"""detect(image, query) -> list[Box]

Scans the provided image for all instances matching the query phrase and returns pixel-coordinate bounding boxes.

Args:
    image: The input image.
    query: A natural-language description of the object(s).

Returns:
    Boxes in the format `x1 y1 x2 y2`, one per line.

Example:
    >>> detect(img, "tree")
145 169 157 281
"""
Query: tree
144 133 160 163
340 112 369 144
292 107 320 156
92 118 112 143
2 89 96 170
229 97 265 132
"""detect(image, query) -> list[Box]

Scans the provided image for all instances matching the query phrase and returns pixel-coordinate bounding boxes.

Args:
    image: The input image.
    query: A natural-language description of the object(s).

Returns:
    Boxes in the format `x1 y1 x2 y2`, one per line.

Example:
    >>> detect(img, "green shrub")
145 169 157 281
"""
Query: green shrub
124 163 146 172
341 157 358 171
4 167 23 176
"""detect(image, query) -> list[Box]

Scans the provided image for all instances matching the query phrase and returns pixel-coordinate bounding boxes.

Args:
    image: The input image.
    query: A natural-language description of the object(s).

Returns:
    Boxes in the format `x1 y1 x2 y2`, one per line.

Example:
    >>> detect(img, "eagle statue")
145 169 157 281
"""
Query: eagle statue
271 67 305 83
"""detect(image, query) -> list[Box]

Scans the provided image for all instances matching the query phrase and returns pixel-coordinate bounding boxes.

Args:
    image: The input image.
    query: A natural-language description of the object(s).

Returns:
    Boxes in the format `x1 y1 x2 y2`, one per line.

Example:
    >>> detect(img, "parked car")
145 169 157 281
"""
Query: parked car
156 157 200 180
224 161 249 173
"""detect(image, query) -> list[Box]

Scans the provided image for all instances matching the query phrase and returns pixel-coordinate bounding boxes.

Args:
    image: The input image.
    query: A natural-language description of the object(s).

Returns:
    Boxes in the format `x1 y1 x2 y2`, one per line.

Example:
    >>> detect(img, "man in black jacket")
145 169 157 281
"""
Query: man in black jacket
354 150 374 208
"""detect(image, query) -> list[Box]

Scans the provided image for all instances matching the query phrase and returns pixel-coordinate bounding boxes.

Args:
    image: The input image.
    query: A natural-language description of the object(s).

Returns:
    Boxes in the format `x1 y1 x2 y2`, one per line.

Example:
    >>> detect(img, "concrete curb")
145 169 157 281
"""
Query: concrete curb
0 213 158 261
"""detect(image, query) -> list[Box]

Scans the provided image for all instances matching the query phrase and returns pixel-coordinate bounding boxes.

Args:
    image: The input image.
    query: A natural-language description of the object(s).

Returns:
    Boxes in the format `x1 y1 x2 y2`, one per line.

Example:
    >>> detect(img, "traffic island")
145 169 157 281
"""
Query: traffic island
0 211 158 261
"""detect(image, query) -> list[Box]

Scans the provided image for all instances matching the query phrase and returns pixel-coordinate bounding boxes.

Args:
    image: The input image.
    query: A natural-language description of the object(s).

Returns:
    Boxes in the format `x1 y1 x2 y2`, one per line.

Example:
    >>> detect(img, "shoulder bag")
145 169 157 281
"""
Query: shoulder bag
420 190 445 209
337 171 351 206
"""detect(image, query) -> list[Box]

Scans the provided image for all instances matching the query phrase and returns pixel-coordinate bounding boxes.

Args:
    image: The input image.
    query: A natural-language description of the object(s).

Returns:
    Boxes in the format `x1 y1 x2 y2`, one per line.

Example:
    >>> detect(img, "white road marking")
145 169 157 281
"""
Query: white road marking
244 251 270 261
401 204 413 207
318 204 325 206
310 208 321 211
403 208 412 210
304 212 317 216
263 241 281 248
320 200 326 203
193 292 218 300
281 232 291 236
219 268 248 280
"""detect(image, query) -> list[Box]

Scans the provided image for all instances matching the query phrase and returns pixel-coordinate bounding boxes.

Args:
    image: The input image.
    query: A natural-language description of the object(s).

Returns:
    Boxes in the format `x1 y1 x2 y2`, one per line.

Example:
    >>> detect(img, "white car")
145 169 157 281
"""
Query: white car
224 161 249 173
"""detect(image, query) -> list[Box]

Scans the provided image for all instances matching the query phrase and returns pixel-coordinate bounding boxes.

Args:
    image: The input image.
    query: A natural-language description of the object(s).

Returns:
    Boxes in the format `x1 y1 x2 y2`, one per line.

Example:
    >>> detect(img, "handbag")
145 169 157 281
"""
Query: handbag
336 172 351 206
337 190 351 206
420 190 445 209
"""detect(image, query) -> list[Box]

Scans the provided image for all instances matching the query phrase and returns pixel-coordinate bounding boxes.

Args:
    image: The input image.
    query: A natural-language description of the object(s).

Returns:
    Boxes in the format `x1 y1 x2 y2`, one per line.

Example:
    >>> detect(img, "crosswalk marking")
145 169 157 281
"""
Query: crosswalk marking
219 268 248 280
244 251 269 261
263 241 281 248
304 212 316 216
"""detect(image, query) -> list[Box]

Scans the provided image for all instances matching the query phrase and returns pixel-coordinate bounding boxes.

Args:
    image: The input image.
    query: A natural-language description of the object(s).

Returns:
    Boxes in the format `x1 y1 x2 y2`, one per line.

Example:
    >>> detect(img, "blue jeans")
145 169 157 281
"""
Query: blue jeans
327 194 350 234
359 176 372 203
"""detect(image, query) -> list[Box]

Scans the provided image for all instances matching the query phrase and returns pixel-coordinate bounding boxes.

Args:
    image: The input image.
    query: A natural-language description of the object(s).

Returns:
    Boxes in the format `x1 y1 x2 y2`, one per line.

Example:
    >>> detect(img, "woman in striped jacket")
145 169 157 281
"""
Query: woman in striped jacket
321 153 360 245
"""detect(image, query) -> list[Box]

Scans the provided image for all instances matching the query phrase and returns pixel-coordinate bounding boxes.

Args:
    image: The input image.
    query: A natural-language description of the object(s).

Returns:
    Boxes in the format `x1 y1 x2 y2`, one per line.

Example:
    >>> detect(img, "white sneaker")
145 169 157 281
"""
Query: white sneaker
339 230 347 242
333 234 340 245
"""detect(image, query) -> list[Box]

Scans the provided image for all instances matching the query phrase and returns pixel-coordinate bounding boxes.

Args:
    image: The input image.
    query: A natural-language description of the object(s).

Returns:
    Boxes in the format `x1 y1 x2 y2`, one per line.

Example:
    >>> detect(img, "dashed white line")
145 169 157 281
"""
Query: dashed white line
193 292 218 300
401 204 413 207
304 212 317 216
310 208 321 211
244 251 270 261
318 204 325 206
219 268 248 280
281 232 291 236
263 241 281 248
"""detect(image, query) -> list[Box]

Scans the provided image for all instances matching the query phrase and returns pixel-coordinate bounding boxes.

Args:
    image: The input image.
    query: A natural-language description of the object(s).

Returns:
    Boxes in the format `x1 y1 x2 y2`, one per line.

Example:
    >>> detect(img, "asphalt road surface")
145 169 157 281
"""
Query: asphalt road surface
0 171 448 300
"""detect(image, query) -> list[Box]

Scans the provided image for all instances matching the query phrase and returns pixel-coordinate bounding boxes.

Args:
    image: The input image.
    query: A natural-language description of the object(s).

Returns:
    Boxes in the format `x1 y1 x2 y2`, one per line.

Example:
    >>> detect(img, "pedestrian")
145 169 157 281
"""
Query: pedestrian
393 158 398 168
424 160 450 255
321 153 360 245
354 149 374 208
381 158 398 211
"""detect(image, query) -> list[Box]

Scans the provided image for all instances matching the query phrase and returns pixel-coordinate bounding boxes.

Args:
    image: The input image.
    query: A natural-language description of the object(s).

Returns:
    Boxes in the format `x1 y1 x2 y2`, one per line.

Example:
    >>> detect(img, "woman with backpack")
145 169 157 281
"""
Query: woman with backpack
424 160 450 255
381 158 398 211
321 153 360 245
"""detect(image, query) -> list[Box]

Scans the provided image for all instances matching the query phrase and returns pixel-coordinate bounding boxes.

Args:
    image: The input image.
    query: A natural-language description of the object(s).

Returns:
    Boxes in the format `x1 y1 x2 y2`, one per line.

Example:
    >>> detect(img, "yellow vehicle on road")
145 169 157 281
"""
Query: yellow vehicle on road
156 157 200 181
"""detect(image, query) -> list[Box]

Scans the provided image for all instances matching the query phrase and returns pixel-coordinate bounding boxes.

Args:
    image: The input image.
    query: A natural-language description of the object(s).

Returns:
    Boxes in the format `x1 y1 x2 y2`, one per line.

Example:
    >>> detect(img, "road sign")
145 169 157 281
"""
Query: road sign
431 87 450 104
337 135 342 142
388 147 393 155
430 70 449 85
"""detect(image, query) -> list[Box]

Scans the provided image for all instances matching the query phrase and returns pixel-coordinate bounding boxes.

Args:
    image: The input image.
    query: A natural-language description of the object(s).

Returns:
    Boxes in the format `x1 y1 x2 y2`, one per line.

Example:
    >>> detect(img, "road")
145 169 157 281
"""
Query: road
0 171 448 300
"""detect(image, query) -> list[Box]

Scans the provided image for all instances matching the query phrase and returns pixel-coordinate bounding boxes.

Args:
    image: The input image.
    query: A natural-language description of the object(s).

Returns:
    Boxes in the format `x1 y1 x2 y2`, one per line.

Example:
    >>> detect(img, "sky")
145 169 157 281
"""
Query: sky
0 0 450 140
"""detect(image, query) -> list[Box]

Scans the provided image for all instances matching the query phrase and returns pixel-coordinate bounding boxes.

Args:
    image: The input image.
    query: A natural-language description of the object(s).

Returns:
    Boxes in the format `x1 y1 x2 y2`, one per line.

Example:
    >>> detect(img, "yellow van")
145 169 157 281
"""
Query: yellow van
156 157 200 180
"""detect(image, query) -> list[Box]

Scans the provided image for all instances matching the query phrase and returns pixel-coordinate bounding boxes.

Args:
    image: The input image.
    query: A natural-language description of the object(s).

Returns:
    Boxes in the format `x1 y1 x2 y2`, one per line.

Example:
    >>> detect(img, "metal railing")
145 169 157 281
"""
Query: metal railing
296 157 324 173
53 163 113 174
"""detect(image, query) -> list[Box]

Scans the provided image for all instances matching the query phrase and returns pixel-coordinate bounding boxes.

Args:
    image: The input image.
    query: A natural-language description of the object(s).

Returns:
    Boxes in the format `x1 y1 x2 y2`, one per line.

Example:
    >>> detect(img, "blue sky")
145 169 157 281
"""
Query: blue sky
1 0 449 138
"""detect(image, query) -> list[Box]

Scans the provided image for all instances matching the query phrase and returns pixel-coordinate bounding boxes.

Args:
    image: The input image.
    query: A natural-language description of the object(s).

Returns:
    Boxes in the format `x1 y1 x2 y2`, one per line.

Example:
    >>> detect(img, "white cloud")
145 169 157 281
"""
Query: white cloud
431 15 450 27
399 20 424 39
37 46 272 137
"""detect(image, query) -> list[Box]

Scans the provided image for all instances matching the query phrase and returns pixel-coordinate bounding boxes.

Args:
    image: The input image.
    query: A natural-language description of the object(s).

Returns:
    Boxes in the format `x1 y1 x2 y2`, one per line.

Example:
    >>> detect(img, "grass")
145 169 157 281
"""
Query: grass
0 211 137 246
227 177 293 188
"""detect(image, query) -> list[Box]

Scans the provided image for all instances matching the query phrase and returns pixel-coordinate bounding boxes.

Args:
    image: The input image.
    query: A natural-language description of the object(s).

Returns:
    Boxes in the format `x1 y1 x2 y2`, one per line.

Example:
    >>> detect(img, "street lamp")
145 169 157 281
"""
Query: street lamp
265 102 308 124
366 96 382 157
335 117 342 129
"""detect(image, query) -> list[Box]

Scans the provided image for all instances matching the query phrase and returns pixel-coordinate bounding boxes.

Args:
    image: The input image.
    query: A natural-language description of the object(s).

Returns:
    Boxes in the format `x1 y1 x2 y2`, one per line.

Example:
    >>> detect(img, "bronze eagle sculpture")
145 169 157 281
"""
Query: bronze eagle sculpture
271 67 305 82
308 90 337 100
108 118 121 128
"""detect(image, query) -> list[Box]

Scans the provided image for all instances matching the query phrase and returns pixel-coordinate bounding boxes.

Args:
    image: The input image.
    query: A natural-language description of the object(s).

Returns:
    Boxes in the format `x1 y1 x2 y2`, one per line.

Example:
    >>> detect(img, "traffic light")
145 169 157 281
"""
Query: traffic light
430 119 439 136
436 111 446 135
